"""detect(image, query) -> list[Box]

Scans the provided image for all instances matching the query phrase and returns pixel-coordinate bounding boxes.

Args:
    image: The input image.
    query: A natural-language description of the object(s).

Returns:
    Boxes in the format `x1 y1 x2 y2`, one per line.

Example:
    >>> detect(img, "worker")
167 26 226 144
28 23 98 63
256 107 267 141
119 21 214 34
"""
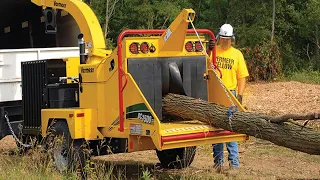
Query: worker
207 24 249 171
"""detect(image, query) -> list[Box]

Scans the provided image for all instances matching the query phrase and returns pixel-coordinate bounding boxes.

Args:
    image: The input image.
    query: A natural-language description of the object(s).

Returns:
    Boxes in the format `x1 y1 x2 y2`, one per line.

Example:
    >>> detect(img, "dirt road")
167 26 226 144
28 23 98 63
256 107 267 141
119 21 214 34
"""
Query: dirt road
1 81 320 179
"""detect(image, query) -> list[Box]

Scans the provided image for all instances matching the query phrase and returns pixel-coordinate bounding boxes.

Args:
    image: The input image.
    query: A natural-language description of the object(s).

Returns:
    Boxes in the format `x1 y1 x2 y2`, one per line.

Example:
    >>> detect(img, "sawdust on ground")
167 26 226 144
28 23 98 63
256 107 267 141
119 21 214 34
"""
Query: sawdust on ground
244 81 320 115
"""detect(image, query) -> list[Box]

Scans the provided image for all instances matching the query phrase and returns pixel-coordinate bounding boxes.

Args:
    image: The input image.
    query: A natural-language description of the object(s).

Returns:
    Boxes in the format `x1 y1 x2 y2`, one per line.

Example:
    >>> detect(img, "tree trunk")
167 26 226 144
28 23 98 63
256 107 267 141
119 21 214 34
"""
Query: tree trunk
104 0 110 38
104 0 118 38
162 93 320 155
242 2 246 25
271 0 275 44
196 0 201 24
315 25 320 69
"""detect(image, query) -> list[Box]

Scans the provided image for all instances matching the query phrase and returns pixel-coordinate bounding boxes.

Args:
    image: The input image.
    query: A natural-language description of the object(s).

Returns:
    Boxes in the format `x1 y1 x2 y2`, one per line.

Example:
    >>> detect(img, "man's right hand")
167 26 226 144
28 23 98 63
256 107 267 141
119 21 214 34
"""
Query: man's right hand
209 39 215 50
237 94 243 104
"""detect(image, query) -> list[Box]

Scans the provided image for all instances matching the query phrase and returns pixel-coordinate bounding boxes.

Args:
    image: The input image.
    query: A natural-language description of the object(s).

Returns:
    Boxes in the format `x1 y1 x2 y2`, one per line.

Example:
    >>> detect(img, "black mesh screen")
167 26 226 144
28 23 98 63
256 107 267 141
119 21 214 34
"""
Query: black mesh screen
128 56 207 120
21 59 66 133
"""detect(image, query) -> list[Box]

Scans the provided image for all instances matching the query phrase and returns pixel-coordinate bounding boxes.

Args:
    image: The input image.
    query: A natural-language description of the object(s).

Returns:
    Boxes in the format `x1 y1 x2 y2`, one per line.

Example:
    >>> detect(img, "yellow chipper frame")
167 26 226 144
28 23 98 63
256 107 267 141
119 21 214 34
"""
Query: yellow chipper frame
17 0 248 171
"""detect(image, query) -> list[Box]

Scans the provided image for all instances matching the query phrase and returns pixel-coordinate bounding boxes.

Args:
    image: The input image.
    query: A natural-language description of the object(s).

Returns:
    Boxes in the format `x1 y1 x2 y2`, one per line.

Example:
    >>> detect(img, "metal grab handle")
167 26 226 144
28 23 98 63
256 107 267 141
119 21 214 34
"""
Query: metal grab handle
217 67 222 78
120 68 128 92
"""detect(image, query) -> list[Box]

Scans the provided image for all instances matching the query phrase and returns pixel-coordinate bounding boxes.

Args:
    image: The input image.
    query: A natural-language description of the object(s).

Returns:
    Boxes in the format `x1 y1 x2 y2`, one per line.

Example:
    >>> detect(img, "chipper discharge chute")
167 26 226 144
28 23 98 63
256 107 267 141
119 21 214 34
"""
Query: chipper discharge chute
3 0 248 172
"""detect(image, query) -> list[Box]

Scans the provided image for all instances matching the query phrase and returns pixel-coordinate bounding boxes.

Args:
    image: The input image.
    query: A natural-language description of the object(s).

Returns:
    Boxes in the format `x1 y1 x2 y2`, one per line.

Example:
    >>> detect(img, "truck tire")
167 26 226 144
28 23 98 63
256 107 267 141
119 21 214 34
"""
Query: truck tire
156 146 196 169
47 120 90 173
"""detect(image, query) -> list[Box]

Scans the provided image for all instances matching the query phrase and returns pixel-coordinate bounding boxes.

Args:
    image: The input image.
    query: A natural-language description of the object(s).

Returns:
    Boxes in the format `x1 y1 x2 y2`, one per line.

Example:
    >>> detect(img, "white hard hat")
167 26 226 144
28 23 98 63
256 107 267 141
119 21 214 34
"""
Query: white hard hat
218 24 234 38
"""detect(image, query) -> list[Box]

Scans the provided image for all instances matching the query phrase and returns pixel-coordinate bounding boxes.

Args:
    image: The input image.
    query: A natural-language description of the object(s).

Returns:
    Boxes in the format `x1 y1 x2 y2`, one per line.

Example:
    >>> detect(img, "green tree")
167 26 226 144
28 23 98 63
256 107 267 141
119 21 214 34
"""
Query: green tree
107 0 186 47
86 0 319 80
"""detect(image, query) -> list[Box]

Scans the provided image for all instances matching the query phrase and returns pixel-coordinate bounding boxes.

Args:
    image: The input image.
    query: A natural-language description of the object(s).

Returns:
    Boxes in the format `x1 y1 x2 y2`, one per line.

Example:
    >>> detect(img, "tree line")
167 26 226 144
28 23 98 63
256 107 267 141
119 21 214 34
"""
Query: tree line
84 0 320 81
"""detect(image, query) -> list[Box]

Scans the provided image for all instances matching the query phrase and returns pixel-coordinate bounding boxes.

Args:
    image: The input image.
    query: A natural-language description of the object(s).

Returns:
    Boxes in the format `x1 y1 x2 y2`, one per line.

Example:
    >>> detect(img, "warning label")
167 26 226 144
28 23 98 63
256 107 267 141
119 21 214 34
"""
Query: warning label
130 124 142 135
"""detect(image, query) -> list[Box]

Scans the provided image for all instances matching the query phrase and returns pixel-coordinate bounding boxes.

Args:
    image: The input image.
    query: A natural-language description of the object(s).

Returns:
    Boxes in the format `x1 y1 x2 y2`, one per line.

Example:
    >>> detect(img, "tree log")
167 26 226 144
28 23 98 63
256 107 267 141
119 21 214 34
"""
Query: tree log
162 93 320 155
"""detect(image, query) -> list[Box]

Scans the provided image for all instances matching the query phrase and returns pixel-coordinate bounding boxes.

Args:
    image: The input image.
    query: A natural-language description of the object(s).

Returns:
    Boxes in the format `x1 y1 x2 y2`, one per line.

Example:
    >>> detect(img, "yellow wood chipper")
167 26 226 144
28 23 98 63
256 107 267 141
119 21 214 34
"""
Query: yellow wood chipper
0 0 248 171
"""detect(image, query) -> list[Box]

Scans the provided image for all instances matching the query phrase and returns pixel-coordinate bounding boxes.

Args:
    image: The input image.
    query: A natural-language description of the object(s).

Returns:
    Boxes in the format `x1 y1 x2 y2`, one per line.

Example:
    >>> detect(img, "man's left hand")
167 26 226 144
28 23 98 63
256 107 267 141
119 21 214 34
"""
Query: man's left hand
208 39 215 50
237 95 243 104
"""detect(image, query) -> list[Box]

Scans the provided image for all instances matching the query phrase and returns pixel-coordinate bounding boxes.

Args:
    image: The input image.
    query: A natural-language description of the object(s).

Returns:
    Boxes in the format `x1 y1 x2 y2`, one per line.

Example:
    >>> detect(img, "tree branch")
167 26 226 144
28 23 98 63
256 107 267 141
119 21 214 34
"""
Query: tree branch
268 112 320 123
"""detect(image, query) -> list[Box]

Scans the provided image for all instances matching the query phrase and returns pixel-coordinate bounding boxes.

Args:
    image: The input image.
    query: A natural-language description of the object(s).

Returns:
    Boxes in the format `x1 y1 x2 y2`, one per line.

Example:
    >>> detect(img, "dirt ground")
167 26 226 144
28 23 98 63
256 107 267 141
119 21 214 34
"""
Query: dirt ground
1 81 320 179
244 81 320 115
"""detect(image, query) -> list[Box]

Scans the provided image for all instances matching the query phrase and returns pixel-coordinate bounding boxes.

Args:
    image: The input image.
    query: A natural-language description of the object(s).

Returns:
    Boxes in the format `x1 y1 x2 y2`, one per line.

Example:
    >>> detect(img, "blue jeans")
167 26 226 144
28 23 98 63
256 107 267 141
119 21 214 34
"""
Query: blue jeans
212 90 239 167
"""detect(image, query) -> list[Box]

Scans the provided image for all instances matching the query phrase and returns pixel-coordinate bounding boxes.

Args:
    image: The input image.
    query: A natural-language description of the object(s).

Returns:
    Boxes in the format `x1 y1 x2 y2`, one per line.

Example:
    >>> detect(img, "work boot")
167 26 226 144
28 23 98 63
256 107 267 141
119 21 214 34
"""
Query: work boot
213 165 224 173
225 166 239 176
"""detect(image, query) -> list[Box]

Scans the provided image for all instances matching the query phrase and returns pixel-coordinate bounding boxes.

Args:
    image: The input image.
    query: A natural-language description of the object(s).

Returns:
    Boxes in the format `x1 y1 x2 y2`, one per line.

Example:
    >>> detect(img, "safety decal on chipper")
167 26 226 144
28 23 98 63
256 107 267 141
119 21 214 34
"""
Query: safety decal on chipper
163 28 172 42
126 103 154 124
164 125 209 133
54 1 67 8
81 67 95 73
130 124 143 135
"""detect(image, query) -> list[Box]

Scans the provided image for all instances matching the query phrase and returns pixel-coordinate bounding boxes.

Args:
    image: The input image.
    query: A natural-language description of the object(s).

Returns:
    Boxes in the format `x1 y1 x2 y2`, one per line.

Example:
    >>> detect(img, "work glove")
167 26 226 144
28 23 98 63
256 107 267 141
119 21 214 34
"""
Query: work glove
237 94 243 104
208 39 215 50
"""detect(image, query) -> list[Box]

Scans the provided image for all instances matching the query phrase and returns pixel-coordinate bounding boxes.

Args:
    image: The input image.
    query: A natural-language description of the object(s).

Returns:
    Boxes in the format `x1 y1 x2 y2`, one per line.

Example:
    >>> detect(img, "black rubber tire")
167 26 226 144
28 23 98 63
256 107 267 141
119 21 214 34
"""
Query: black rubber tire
156 146 196 169
47 120 90 173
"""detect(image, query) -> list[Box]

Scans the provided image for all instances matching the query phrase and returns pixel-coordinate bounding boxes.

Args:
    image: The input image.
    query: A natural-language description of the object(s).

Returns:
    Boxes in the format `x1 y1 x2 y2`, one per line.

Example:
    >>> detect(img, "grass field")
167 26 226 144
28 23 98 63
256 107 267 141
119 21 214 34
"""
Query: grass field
1 138 320 180
282 70 320 84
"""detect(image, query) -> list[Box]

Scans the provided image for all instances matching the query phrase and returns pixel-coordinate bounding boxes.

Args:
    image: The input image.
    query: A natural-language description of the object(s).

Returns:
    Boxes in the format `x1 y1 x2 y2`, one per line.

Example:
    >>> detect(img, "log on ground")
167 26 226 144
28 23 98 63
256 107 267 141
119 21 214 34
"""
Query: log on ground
162 93 320 155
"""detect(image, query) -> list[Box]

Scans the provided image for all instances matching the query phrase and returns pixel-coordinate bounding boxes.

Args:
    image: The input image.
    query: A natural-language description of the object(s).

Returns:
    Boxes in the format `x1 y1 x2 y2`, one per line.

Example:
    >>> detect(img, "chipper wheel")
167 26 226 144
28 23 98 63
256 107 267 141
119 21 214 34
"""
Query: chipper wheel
156 146 196 169
46 120 90 173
